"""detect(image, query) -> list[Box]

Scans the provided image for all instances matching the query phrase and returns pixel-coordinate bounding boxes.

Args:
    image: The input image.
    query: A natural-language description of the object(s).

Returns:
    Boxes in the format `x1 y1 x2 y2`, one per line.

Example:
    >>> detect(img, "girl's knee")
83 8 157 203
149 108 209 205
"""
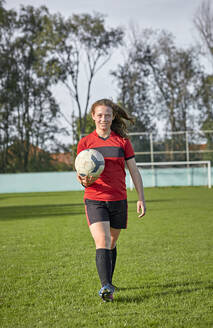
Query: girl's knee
94 233 111 249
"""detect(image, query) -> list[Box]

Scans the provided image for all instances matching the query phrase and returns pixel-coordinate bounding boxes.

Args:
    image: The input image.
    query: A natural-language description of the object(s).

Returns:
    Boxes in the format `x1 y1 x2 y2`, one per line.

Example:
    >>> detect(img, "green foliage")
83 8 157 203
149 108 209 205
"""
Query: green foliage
113 29 204 134
0 4 68 173
75 113 95 139
194 0 213 64
0 187 213 327
0 140 71 173
48 12 124 135
1 1 213 174
196 74 213 162
147 34 203 132
0 4 124 172
112 55 155 135
198 75 213 124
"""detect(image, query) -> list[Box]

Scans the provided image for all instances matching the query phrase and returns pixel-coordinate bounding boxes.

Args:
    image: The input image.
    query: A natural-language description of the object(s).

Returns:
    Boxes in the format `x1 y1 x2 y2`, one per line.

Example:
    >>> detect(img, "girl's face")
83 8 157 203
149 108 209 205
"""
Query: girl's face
92 105 114 134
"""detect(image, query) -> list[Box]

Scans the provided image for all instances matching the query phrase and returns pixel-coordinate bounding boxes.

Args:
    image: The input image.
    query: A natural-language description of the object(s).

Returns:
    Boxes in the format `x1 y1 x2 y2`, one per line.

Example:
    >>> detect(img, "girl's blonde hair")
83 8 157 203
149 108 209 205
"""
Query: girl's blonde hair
90 99 134 138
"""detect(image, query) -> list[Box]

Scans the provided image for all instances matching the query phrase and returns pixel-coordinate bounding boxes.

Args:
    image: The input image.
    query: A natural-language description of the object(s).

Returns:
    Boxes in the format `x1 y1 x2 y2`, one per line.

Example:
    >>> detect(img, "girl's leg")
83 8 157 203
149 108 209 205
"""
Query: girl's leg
89 222 112 287
110 228 121 283
110 227 121 249
89 221 111 249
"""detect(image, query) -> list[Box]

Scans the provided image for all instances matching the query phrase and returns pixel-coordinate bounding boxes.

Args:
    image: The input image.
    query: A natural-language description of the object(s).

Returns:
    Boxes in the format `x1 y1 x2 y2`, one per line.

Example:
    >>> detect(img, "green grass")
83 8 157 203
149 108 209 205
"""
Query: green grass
0 187 213 328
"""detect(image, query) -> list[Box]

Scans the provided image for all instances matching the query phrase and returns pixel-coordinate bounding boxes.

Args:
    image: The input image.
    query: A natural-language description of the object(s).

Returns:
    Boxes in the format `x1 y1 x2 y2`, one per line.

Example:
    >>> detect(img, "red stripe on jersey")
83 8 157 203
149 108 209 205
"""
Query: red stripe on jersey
84 203 91 226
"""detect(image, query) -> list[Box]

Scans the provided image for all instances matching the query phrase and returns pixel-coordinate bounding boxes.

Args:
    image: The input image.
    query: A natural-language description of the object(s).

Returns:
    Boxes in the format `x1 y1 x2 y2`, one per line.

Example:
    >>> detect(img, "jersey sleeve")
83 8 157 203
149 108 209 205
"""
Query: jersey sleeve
77 137 87 155
124 139 135 160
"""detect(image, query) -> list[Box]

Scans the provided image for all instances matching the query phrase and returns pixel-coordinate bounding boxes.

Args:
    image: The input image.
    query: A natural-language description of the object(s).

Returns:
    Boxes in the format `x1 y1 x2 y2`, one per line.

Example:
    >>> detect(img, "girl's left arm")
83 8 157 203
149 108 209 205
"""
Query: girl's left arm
126 157 146 218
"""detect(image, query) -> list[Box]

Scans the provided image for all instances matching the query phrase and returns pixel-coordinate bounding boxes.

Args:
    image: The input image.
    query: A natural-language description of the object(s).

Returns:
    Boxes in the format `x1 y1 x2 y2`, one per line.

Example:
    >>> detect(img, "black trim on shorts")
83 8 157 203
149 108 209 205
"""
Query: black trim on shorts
84 198 128 229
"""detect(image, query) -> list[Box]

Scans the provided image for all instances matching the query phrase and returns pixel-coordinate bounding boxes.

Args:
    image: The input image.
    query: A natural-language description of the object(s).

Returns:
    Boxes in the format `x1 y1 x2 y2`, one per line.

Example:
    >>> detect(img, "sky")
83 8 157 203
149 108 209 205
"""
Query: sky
5 0 204 141
6 0 203 46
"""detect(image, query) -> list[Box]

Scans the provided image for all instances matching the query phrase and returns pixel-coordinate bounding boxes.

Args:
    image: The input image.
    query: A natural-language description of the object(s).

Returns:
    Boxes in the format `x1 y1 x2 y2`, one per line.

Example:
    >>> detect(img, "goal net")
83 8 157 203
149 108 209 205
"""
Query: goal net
129 161 212 189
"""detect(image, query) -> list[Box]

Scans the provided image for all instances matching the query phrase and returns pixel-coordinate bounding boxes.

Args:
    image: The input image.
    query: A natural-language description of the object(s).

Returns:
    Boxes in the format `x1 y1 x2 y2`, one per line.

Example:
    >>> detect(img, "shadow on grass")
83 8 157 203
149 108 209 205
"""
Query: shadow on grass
0 203 85 221
0 199 175 221
115 281 213 304
0 191 81 200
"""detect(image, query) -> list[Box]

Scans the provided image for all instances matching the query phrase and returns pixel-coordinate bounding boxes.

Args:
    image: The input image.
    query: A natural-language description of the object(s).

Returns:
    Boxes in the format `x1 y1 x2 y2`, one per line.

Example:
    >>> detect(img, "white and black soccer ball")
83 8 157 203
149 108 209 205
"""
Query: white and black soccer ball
75 149 105 178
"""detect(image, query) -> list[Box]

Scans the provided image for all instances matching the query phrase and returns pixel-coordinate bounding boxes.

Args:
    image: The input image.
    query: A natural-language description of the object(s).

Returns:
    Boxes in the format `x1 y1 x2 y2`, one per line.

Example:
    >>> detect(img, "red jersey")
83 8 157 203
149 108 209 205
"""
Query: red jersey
77 130 135 201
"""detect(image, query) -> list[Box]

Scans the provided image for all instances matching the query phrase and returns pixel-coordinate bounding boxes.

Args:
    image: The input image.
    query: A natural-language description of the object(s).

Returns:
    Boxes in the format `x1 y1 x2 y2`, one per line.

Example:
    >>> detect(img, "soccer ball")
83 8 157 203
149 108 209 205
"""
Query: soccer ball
75 149 105 178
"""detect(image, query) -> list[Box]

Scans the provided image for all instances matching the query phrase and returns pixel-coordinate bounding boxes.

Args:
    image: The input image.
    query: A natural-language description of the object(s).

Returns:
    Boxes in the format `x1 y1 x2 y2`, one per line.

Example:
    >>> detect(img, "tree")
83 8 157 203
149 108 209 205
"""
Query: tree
194 0 213 161
112 55 154 133
194 0 213 64
0 4 67 172
47 12 124 140
144 30 203 133
196 74 213 161
111 35 156 162
112 28 204 161
0 2 18 171
113 29 203 134
197 75 213 125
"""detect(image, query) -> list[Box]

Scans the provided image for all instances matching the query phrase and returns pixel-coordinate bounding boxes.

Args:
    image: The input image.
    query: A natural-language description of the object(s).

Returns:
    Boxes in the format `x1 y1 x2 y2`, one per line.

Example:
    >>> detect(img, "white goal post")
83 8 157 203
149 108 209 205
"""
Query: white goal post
129 161 212 189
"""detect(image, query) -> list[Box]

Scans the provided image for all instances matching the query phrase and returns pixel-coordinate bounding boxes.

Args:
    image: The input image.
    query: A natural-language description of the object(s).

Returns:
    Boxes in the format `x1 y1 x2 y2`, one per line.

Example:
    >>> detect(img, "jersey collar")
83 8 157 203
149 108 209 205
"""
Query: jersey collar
94 130 113 140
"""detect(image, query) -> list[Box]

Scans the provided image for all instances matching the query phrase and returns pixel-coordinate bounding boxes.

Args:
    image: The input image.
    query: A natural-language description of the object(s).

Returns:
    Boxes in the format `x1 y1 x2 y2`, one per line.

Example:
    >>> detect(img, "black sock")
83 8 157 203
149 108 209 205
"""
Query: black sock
96 248 112 286
110 246 117 283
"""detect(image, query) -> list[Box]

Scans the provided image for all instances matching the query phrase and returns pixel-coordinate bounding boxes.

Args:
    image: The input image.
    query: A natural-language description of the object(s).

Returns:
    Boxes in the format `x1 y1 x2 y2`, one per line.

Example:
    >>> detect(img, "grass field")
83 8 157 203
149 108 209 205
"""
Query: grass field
0 187 213 328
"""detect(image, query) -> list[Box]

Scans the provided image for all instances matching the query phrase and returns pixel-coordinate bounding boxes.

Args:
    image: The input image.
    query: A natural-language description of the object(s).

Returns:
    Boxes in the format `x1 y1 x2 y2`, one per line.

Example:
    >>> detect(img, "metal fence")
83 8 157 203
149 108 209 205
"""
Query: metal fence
129 130 213 164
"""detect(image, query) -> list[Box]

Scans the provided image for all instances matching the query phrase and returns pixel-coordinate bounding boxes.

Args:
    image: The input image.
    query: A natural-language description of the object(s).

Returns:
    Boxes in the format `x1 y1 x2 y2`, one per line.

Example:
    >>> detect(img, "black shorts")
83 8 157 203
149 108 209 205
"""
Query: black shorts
84 198 128 229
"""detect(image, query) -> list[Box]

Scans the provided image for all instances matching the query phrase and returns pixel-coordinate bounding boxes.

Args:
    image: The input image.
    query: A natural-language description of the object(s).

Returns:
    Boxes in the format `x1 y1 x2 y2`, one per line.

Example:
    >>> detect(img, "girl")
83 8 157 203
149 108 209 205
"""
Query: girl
76 99 146 302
